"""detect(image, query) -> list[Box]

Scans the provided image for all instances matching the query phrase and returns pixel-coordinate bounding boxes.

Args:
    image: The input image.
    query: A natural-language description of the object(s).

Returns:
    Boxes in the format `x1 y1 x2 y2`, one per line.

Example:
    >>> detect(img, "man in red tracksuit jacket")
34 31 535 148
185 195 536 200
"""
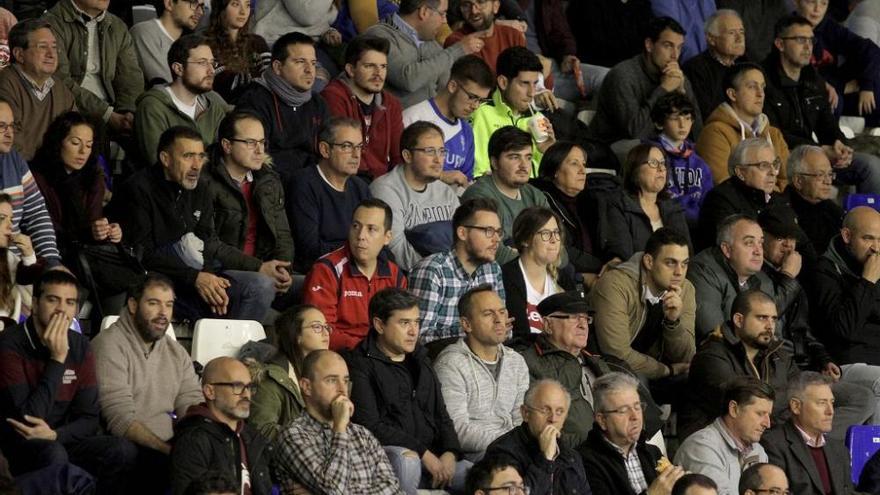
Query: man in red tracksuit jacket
321 36 403 181
303 198 406 350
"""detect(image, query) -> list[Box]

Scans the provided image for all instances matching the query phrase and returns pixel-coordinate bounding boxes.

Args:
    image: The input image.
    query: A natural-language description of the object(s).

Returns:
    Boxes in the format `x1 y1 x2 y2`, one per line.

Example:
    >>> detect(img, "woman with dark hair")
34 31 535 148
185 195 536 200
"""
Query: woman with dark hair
534 141 605 286
501 206 575 344
0 193 41 327
30 112 120 264
248 304 330 440
600 143 691 261
204 0 270 103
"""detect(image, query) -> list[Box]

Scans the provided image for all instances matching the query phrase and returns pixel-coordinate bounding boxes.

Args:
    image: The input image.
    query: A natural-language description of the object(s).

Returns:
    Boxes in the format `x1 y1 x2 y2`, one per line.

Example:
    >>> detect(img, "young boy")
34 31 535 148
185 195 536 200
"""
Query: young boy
649 92 713 228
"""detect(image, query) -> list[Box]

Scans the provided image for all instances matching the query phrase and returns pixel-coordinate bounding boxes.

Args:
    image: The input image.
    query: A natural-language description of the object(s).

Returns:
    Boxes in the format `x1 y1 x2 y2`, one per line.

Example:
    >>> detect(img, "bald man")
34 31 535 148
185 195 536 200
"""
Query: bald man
170 357 273 495
810 206 880 417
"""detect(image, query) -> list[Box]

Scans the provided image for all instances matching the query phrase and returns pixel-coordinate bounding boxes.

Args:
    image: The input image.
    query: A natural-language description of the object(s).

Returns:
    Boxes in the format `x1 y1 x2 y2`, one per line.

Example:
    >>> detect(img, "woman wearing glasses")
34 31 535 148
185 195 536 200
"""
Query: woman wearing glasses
600 143 691 262
248 304 331 440
501 206 574 345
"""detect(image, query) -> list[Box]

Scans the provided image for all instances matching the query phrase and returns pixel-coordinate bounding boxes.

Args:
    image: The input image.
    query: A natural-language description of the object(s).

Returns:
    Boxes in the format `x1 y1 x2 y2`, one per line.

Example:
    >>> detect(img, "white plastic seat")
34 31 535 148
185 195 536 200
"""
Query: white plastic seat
190 319 266 364
99 315 177 341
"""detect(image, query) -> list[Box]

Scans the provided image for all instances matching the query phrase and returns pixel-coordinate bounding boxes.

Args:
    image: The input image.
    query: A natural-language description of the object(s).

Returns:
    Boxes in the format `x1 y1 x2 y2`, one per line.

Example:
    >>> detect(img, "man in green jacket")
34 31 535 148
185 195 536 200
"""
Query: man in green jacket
42 0 143 134
135 34 229 167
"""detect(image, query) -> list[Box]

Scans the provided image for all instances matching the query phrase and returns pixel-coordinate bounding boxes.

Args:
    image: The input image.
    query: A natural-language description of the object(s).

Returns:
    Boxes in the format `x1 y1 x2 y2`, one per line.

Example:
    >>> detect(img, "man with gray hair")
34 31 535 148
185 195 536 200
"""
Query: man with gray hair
579 372 685 495
696 137 793 250
784 145 845 256
683 9 747 117
761 371 858 495
484 379 592 494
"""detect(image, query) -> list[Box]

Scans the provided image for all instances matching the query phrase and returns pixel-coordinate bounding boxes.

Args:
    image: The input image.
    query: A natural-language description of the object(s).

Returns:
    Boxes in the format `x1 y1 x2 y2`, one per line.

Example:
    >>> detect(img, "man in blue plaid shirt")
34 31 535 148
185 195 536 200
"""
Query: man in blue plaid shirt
408 197 507 344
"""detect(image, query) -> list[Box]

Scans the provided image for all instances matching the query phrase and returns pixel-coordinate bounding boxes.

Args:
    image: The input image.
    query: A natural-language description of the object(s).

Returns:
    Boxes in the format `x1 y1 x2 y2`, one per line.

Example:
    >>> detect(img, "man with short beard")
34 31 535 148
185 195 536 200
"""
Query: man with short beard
134 33 229 167
92 274 204 494
131 0 205 85
170 357 273 495
444 0 525 74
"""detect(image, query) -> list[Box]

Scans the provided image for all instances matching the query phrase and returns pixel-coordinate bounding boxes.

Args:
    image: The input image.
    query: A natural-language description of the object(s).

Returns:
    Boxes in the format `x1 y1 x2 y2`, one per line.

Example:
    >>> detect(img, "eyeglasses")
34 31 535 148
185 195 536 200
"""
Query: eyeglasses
426 5 447 17
780 36 816 46
482 484 530 495
0 122 21 134
229 138 267 150
327 141 365 153
463 225 504 238
181 0 206 11
798 171 836 181
536 229 561 242
210 381 257 395
409 147 448 158
642 158 667 170
187 58 219 70
548 313 592 325
526 405 567 419
457 82 492 105
741 157 782 173
753 489 792 495
601 401 646 416
303 322 333 334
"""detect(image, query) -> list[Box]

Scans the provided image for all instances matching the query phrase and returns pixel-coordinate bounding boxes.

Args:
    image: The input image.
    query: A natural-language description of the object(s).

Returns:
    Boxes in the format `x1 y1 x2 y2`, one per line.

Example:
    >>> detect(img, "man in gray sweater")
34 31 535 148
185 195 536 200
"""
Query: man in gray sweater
92 274 203 494
370 121 460 270
365 0 485 108
130 0 205 85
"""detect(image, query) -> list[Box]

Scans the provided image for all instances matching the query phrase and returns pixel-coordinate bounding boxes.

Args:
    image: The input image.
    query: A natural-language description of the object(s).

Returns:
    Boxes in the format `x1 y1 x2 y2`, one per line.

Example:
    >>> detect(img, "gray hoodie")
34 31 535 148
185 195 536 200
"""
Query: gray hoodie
433 338 530 461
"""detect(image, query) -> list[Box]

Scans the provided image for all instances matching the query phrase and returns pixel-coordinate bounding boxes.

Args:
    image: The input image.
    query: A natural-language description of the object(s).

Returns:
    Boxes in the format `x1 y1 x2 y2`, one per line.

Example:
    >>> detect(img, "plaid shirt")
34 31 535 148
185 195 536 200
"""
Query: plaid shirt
273 412 403 495
604 436 648 494
408 250 506 343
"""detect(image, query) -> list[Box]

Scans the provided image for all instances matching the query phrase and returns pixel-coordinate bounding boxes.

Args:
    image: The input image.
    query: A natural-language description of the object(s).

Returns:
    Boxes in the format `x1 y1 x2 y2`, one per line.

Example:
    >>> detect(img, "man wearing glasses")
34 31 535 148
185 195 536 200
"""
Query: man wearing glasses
171 357 273 495
738 463 790 495
288 117 371 272
130 0 205 85
464 456 528 495
371 121 461 270
486 379 592 495
135 34 228 168
463 126 551 265
784 145 844 256
580 372 683 495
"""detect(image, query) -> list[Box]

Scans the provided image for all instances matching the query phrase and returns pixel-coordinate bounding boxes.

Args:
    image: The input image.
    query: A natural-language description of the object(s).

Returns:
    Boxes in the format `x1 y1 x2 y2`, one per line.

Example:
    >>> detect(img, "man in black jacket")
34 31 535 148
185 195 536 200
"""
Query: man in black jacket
579 372 685 495
485 379 592 495
783 145 845 258
346 287 468 494
170 357 273 495
109 126 275 321
683 9 747 118
763 14 880 194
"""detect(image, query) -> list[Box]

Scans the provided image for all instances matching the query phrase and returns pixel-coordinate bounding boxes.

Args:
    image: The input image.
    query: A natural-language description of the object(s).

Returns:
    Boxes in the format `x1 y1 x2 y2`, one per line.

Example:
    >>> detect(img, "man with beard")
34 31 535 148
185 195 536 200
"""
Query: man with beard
92 274 203 494
409 197 507 345
134 34 228 167
171 357 273 495
131 0 205 85
321 36 403 180
274 350 403 494
444 0 525 74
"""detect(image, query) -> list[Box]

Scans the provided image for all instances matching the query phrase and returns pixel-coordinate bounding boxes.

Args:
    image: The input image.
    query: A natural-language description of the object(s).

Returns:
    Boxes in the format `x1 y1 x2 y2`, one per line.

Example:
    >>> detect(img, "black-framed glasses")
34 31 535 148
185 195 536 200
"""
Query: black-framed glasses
187 58 219 70
536 229 561 242
0 122 21 134
229 138 267 150
601 401 646 416
482 484 530 495
753 489 792 495
409 147 448 158
303 322 333 334
327 141 365 153
210 382 257 395
780 35 816 46
457 82 492 104
181 0 206 11
741 157 782 173
463 225 503 238
798 171 836 181
548 313 592 325
426 5 447 17
642 158 667 170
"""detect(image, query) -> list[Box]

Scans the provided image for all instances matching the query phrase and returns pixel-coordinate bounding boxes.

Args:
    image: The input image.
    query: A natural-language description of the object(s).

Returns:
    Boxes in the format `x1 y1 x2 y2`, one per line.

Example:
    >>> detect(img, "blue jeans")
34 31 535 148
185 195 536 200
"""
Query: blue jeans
174 270 275 322
837 152 880 193
551 60 610 101
383 445 472 495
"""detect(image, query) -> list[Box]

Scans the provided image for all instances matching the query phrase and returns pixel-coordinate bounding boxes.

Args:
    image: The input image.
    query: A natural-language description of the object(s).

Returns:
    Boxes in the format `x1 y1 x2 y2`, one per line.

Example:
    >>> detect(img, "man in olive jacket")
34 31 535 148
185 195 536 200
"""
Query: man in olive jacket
42 0 143 133
202 111 294 299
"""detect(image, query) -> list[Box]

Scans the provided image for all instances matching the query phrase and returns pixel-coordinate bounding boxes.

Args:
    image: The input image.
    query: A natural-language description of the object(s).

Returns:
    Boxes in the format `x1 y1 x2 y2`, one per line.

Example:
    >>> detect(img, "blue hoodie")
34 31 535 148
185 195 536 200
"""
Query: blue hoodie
649 135 714 225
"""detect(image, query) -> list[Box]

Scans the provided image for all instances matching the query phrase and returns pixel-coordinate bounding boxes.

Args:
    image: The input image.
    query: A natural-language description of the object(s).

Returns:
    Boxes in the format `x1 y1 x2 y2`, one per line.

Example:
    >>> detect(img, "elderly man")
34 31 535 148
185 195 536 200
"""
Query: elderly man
738 463 790 495
579 372 685 495
676 377 773 495
484 379 591 495
761 372 858 495
696 137 793 251
784 145 845 257
683 9 747 118
170 357 272 495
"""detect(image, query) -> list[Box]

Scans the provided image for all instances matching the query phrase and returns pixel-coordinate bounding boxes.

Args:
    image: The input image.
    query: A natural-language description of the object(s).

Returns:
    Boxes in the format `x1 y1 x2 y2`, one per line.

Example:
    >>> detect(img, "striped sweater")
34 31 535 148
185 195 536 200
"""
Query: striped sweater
0 151 60 262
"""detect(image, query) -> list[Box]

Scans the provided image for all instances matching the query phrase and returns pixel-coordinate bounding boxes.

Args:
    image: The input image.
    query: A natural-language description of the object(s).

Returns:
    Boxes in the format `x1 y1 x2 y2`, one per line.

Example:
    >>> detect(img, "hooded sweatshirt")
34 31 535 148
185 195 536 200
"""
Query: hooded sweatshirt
321 75 403 180
648 135 714 225
695 102 790 190
588 252 697 379
433 339 530 461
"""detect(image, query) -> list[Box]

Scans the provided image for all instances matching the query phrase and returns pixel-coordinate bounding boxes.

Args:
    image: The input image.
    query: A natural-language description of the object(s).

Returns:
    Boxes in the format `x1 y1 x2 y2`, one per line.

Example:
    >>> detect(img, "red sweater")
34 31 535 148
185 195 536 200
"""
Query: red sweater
320 78 403 180
303 245 407 351
445 23 526 73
